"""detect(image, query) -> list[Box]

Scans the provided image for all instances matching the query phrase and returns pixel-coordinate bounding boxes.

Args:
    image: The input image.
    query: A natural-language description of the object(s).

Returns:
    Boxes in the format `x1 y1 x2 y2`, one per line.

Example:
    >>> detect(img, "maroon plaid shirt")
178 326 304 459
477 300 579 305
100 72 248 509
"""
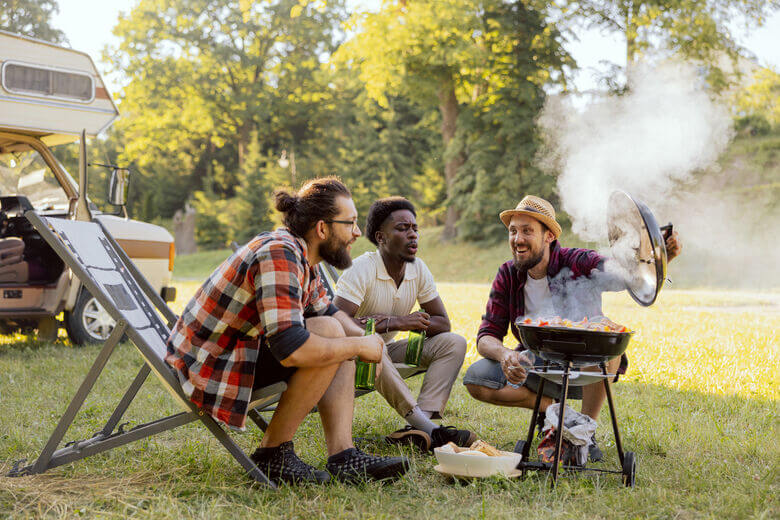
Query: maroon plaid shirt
166 228 337 430
478 241 604 345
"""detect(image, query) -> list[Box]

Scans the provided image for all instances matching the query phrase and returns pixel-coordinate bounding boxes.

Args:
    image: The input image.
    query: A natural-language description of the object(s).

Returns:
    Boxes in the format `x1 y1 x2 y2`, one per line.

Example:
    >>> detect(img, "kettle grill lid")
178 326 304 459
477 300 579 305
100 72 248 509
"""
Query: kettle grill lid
606 190 667 306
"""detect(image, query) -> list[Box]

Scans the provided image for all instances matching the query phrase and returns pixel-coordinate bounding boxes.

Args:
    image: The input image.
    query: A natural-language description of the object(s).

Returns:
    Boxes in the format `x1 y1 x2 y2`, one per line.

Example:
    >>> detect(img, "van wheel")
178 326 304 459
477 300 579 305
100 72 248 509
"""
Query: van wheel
66 290 116 345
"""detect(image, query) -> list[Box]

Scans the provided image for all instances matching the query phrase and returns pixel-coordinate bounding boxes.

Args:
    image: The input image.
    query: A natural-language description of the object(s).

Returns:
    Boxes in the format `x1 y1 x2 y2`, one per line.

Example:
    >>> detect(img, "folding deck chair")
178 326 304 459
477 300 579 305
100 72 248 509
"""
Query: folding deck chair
7 212 287 488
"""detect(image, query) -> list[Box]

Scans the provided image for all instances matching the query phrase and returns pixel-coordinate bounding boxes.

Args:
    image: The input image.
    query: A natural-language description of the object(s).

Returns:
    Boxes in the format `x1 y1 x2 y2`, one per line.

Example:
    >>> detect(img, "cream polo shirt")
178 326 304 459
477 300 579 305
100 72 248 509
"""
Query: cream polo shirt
335 250 439 342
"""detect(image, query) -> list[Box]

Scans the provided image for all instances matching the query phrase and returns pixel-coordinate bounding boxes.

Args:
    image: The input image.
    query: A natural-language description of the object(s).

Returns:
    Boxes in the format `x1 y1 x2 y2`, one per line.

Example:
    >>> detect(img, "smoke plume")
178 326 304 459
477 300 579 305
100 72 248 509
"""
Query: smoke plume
538 60 779 288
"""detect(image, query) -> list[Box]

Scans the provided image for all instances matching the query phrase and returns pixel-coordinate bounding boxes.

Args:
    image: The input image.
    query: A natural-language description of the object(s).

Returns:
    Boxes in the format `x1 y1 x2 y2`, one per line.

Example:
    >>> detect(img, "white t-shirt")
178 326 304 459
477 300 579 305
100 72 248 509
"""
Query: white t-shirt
523 273 556 319
335 251 439 342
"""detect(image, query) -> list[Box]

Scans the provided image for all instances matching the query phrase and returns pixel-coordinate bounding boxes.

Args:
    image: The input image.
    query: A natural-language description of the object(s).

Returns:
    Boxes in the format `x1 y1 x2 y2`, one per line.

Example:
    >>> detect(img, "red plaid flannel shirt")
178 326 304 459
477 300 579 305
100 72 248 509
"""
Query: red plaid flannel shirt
165 229 336 430
478 241 604 344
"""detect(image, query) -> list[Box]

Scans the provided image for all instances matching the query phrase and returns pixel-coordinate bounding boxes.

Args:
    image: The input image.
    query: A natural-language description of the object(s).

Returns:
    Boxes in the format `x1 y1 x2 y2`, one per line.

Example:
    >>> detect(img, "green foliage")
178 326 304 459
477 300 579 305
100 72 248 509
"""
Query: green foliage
339 0 571 239
106 0 349 221
735 114 772 136
190 191 234 249
452 2 570 242
561 0 780 91
0 0 66 43
732 67 780 129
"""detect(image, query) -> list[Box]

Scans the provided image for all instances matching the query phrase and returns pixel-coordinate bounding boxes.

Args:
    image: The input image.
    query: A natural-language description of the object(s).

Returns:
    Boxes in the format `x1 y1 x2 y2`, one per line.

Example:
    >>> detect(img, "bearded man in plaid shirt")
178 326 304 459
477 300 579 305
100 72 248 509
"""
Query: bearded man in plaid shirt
166 177 409 485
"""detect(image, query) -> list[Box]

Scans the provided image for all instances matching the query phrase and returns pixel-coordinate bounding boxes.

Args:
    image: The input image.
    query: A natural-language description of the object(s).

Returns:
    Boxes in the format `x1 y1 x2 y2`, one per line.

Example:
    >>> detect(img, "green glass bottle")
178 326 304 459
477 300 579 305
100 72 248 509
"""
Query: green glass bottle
404 330 426 366
355 318 377 390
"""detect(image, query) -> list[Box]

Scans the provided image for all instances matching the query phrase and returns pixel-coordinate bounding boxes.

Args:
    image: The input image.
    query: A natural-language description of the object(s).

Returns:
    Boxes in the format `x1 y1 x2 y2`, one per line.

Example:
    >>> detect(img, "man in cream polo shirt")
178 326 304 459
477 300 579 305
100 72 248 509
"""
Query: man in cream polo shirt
334 197 476 451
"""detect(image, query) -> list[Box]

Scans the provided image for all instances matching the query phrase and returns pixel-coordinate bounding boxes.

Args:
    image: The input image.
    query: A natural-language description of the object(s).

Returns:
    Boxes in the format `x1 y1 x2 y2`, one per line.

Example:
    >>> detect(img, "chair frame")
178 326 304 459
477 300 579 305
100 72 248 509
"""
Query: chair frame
7 212 285 488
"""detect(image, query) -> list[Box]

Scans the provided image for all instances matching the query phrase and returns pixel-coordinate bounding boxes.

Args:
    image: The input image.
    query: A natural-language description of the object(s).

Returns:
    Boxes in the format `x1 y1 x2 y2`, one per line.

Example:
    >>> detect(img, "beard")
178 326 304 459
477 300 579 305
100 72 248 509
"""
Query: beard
512 243 545 272
320 235 353 269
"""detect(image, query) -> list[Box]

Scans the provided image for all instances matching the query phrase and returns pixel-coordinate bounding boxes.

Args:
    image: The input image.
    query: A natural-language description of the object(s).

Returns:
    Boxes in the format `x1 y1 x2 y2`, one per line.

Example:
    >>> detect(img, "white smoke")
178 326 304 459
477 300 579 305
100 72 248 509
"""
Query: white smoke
539 60 734 243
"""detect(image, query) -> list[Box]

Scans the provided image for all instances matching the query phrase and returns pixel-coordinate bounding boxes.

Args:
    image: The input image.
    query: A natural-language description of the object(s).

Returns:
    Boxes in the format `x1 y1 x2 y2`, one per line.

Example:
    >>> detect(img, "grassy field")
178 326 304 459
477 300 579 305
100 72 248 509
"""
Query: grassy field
0 275 777 518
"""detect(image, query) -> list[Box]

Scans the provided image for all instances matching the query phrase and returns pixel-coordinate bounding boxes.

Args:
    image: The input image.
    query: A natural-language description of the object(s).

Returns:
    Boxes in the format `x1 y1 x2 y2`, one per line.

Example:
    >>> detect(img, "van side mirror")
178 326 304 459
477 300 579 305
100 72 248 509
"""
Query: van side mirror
108 168 130 206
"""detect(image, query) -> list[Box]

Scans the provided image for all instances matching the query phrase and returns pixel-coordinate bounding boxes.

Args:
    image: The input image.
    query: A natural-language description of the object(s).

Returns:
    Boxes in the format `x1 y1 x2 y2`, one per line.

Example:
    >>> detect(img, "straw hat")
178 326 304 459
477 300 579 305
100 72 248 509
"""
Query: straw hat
499 195 562 238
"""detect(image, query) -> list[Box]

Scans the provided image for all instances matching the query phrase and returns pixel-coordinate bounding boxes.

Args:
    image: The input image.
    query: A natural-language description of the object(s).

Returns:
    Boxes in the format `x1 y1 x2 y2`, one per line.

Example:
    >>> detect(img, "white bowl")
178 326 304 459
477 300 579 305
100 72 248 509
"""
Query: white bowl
433 447 522 477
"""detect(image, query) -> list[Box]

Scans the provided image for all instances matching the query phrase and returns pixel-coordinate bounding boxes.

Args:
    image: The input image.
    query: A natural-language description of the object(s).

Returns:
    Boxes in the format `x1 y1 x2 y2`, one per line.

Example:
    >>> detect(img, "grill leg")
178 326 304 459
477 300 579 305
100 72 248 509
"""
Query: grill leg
601 362 625 465
550 360 571 487
520 376 546 474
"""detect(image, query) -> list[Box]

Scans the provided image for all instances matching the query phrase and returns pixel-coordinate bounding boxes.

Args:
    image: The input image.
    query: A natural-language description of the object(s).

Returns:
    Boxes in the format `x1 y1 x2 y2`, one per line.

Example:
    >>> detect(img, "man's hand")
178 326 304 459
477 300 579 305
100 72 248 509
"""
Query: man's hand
357 333 384 363
666 230 682 262
394 311 431 332
500 349 531 385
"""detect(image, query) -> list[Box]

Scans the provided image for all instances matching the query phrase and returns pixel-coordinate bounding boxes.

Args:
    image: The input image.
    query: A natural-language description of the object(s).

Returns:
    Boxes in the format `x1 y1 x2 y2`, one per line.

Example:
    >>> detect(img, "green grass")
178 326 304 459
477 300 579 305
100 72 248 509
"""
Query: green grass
0 283 778 519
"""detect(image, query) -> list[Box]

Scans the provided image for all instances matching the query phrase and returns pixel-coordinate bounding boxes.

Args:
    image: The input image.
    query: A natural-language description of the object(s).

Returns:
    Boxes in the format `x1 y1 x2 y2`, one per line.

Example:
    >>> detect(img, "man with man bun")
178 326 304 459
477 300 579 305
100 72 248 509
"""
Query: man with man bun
165 177 409 485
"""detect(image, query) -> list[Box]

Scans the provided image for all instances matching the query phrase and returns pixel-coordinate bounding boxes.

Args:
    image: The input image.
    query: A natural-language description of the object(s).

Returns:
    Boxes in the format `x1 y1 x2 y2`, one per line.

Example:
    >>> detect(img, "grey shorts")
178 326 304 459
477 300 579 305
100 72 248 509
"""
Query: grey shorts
462 350 583 400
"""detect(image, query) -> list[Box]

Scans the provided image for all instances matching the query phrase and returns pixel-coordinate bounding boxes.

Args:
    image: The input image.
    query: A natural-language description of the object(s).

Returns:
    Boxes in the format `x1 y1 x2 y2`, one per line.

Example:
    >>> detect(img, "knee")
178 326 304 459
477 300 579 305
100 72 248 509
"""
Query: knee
438 332 468 360
464 383 493 403
305 315 345 338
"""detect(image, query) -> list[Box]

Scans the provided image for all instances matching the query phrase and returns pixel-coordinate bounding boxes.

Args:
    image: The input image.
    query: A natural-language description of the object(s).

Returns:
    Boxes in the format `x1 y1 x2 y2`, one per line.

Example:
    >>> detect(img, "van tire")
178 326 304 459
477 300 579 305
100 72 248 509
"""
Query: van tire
65 290 116 345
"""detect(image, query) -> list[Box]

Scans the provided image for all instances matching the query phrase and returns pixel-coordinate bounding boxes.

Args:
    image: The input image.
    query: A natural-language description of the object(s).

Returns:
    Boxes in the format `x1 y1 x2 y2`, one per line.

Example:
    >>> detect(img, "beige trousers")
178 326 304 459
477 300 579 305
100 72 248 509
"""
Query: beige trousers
374 331 467 418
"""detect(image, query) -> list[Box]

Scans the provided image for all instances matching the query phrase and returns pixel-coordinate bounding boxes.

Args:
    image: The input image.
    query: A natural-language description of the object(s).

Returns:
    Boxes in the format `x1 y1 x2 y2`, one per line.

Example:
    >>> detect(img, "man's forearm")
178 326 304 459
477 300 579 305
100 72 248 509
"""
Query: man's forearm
477 335 512 362
425 316 450 336
333 309 365 337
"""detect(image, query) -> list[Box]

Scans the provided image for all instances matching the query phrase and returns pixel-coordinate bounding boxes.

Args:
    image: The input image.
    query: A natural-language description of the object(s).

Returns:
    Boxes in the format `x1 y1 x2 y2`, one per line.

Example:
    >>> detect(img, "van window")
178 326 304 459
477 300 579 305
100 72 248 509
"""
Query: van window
0 150 69 212
2 62 94 102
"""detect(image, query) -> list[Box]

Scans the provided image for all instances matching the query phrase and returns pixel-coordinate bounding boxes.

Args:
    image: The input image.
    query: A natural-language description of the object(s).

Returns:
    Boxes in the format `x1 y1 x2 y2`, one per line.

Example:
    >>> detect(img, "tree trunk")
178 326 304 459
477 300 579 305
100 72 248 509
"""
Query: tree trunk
438 77 464 241
237 121 253 169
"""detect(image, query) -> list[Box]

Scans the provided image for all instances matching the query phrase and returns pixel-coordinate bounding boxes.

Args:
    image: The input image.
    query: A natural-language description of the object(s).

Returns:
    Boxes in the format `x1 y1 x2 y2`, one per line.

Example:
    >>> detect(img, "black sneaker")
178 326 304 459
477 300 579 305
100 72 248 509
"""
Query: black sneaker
588 435 603 462
250 441 330 485
386 426 432 452
430 425 477 450
326 448 410 483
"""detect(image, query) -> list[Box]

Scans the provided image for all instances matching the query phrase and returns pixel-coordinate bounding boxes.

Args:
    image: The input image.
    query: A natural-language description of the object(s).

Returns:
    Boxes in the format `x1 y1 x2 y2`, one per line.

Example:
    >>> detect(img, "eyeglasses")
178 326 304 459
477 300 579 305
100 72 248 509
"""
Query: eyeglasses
326 219 360 232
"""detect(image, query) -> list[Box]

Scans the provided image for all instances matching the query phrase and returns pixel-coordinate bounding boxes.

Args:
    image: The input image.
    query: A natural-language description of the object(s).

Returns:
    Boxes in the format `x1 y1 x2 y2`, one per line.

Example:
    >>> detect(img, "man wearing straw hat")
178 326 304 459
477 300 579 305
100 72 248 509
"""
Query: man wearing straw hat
463 195 682 461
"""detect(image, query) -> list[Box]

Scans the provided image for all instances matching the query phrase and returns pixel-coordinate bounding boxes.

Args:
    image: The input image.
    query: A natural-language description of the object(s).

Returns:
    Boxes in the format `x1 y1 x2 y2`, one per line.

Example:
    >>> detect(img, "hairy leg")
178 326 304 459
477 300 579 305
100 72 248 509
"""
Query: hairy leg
317 359 357 456
465 383 553 410
259 316 345 448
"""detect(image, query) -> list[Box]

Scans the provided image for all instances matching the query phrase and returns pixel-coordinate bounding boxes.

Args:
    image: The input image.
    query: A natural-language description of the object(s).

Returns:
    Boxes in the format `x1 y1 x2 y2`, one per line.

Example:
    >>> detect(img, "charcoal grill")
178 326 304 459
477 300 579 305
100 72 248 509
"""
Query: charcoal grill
513 190 673 488
513 323 636 487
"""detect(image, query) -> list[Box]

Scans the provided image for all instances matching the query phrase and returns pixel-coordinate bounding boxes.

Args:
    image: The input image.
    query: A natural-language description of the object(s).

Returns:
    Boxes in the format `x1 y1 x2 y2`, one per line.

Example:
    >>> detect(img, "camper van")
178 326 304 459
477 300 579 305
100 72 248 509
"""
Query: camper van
0 30 176 344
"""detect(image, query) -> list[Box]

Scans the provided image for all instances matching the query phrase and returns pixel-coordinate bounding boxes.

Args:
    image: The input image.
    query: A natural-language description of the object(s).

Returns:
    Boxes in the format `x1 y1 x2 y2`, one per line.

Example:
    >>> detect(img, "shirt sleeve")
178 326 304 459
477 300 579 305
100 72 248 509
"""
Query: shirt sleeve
334 264 366 307
253 241 310 361
477 265 511 344
416 259 439 304
573 248 605 277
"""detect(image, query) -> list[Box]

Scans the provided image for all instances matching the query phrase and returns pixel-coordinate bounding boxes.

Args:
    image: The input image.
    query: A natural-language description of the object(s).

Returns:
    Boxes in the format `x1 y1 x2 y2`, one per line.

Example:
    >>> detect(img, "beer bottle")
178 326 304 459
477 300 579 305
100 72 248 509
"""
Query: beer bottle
355 318 377 390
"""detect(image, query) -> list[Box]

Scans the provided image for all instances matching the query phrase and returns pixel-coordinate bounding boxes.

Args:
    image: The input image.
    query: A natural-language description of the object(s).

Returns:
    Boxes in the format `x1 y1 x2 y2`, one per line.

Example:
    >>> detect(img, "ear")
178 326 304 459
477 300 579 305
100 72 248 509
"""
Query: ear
315 220 328 240
375 230 385 245
544 230 555 245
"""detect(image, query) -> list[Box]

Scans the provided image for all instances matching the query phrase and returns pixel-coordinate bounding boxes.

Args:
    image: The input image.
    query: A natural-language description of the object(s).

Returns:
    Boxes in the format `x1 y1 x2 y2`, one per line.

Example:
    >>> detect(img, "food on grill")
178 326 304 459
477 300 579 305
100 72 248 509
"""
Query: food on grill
521 316 629 333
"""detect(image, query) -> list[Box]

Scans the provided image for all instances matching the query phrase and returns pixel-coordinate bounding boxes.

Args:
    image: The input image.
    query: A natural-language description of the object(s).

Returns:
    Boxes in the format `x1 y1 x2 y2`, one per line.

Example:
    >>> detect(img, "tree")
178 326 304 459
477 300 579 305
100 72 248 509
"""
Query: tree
0 0 66 43
453 1 570 241
733 67 780 129
107 0 348 219
562 0 780 89
339 0 570 240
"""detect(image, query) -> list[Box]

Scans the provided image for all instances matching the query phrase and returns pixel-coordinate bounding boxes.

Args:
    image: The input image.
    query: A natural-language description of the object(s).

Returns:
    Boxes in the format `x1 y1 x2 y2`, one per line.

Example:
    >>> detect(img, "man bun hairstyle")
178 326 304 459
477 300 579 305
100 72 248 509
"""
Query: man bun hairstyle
274 177 351 237
365 196 416 246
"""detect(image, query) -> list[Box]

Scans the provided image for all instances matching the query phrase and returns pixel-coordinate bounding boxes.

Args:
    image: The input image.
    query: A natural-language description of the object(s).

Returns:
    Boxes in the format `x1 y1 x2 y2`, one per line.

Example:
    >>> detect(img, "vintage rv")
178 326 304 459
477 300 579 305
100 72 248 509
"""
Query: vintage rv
0 30 176 344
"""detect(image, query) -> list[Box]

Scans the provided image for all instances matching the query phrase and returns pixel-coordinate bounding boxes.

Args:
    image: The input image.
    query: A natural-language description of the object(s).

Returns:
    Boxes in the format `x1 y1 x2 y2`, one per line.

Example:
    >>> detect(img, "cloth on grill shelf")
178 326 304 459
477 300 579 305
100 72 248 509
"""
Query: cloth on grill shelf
537 403 597 467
